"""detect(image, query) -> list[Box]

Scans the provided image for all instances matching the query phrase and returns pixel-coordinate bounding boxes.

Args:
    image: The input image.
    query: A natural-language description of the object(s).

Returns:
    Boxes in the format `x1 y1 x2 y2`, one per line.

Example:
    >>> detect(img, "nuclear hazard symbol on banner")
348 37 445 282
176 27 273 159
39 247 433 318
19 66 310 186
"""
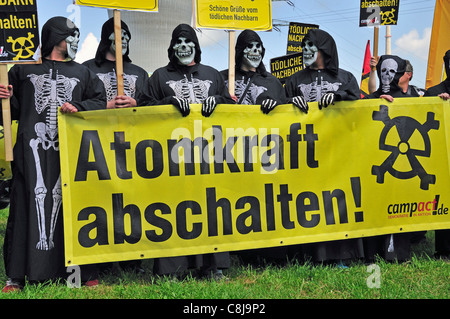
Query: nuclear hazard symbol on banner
7 32 35 61
372 105 440 190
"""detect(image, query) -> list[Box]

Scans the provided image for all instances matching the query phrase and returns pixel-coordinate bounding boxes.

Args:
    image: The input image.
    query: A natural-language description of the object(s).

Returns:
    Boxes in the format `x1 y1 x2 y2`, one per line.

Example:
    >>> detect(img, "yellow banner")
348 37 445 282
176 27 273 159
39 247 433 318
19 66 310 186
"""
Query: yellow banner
194 0 272 31
75 0 158 11
59 98 450 266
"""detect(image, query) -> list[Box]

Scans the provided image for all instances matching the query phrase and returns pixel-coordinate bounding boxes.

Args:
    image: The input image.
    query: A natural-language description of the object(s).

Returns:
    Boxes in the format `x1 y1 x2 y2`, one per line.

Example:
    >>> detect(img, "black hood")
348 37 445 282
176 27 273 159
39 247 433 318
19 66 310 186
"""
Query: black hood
444 50 450 83
95 17 132 66
376 55 407 95
235 29 266 75
168 24 201 68
302 29 339 75
41 16 79 59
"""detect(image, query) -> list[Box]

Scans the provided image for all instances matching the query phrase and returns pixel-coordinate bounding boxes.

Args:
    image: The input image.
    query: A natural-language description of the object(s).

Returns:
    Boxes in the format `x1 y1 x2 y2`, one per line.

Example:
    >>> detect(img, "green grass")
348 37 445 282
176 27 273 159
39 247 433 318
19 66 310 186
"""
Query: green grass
0 207 448 299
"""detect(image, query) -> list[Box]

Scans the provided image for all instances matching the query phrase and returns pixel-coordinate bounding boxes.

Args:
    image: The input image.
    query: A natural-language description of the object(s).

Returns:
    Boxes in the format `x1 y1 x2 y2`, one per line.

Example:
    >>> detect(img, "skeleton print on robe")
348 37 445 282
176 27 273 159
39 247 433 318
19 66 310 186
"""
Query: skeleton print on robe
221 29 286 105
1 19 106 281
284 29 360 103
146 24 234 109
83 18 149 106
367 55 408 99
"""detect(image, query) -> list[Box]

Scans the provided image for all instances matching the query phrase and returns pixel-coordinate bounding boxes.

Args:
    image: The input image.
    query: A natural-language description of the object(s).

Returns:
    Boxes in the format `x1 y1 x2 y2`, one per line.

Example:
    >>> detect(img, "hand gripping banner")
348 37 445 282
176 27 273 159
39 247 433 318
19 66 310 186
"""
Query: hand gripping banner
59 98 450 266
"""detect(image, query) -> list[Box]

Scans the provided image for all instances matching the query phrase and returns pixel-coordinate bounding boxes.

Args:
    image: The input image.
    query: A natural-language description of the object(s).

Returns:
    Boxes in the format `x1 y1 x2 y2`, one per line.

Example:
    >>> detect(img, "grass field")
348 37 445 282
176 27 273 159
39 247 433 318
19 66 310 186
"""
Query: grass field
0 207 448 300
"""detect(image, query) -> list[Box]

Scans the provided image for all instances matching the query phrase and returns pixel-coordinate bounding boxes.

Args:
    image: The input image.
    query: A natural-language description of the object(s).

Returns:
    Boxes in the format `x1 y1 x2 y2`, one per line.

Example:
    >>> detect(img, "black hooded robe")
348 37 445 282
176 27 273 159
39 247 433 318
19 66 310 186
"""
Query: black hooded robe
2 17 106 283
424 50 450 257
364 55 413 262
284 29 363 265
83 17 149 106
146 24 233 277
221 30 287 106
284 29 360 104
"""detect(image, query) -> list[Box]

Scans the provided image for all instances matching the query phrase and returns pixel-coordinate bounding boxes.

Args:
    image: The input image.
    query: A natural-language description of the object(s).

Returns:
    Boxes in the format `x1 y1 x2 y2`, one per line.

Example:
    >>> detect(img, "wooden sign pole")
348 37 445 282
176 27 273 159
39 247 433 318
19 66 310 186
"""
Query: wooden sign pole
113 9 125 96
372 26 379 71
0 64 13 161
228 31 236 97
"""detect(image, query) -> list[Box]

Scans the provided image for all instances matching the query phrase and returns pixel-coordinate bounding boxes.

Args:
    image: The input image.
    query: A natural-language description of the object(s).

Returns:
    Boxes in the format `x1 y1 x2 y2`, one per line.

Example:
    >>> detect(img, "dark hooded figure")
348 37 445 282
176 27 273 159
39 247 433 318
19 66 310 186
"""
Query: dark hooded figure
83 17 149 109
424 50 450 259
284 30 363 266
284 29 360 113
367 55 409 100
145 23 234 117
220 29 287 113
0 17 106 292
146 24 232 279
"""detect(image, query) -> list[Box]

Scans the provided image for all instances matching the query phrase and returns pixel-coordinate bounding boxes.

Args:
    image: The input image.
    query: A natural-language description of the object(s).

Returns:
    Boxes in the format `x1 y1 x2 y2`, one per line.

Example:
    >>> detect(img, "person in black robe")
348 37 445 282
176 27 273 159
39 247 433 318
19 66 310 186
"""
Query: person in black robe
145 24 233 279
83 17 149 109
424 50 450 259
145 23 234 117
285 29 363 266
285 28 360 114
221 29 287 113
0 16 106 292
84 18 149 274
364 55 414 263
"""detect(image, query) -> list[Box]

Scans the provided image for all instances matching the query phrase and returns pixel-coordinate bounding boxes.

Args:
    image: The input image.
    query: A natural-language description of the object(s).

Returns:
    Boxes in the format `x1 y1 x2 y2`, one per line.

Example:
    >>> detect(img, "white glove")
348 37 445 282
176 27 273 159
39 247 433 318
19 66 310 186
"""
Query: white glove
319 92 335 109
170 96 190 116
260 99 278 114
202 96 217 117
290 96 308 113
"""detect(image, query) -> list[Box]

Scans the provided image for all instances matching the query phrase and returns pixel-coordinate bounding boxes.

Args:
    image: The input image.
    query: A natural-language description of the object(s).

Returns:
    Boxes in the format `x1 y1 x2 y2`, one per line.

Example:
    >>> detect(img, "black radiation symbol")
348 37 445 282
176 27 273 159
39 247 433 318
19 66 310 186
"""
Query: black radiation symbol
371 105 439 190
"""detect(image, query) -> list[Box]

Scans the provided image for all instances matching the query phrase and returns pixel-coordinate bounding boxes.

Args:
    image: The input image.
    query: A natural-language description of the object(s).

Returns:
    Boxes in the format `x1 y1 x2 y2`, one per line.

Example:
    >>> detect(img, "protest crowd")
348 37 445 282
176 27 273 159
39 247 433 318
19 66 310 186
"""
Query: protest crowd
0 10 449 292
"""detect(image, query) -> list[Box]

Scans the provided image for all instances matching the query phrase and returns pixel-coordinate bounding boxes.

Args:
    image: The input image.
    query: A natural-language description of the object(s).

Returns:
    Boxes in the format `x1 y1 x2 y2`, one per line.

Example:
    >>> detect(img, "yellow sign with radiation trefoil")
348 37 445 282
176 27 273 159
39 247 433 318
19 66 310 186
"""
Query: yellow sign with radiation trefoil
75 0 158 11
194 0 272 31
59 98 450 266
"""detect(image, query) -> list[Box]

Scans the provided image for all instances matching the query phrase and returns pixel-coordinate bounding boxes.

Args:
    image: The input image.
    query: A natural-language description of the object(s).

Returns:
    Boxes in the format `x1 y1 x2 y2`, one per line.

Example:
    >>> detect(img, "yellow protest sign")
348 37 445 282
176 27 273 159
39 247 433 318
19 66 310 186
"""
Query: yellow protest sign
59 98 450 266
194 0 272 31
75 0 158 11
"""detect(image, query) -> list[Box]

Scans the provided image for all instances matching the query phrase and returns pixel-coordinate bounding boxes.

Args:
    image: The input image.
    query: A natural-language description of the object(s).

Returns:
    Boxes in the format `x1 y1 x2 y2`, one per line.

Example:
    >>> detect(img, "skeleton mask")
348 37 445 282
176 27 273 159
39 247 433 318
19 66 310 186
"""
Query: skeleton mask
173 37 196 66
243 41 262 69
108 29 130 56
380 58 398 93
65 30 80 60
302 40 319 67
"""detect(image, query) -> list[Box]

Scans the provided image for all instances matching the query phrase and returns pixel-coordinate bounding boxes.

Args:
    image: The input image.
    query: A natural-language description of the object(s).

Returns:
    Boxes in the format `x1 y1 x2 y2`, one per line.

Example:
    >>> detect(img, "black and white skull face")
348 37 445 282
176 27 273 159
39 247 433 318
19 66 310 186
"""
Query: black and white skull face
173 37 196 66
243 41 262 69
380 58 398 92
108 29 130 56
302 40 318 67
65 30 80 60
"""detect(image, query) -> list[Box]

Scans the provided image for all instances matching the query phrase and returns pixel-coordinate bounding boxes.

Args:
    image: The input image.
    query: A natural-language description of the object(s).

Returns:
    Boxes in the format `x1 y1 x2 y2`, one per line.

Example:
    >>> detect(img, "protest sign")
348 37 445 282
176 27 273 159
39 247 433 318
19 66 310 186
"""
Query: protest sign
194 0 272 31
59 98 450 266
359 0 400 27
286 22 318 55
270 52 302 85
74 0 158 11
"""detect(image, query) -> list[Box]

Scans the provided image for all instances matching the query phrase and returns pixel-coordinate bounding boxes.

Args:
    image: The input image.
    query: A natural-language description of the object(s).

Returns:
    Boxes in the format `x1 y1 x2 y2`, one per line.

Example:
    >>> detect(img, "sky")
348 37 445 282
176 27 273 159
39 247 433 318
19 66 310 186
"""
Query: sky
35 0 438 90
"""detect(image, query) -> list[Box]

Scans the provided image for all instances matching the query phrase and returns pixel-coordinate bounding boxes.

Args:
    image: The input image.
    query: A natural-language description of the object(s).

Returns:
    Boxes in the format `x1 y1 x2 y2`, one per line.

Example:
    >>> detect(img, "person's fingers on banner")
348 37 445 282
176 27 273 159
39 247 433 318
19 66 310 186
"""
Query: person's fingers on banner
290 96 309 113
260 99 278 114
319 92 335 109
170 96 190 116
202 96 217 117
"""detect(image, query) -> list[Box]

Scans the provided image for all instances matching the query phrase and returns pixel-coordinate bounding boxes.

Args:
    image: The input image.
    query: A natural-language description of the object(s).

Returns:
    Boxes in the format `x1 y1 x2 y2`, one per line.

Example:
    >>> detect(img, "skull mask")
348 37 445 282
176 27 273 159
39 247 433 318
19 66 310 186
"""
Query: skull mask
173 37 196 66
108 29 130 56
243 41 263 69
302 40 319 67
65 30 80 60
380 58 398 93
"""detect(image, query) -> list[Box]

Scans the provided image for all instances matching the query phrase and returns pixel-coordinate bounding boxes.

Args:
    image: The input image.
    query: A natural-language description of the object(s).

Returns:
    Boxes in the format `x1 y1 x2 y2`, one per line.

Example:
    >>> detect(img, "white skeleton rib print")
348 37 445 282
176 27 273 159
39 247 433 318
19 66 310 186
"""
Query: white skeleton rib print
28 69 79 250
298 77 342 102
97 71 138 101
232 78 267 104
167 75 212 103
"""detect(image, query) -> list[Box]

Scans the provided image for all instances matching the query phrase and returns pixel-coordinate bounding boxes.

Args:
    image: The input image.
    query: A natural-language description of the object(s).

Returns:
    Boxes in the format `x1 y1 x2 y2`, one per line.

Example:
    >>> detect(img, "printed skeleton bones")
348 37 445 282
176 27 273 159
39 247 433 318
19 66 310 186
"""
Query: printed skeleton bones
28 69 79 250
